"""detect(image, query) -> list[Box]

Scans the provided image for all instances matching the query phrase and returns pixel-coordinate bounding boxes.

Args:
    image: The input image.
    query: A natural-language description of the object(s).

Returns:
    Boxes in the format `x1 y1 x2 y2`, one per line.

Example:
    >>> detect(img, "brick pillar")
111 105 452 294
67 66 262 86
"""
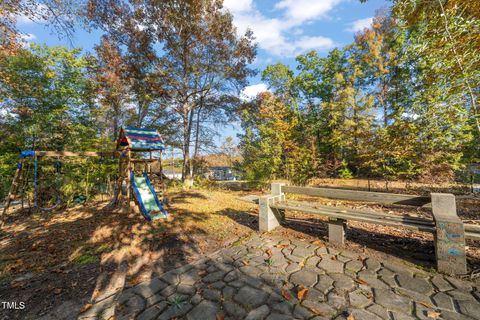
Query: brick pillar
431 193 467 275
328 218 346 245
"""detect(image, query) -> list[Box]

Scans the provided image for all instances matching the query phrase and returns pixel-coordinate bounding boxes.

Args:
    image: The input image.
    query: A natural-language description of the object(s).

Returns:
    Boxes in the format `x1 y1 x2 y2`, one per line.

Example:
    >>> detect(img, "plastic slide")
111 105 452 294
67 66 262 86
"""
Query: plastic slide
131 171 168 221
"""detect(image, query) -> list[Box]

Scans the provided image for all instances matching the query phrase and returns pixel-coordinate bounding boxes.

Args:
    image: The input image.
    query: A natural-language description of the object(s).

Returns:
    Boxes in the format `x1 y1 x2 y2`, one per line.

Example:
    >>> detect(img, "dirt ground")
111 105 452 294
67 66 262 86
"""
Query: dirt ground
0 190 257 319
0 187 479 319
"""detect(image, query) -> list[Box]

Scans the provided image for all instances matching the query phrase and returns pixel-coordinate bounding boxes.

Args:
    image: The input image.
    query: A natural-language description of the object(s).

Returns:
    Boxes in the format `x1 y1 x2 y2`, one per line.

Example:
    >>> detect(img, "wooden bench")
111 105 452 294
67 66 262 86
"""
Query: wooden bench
259 183 480 275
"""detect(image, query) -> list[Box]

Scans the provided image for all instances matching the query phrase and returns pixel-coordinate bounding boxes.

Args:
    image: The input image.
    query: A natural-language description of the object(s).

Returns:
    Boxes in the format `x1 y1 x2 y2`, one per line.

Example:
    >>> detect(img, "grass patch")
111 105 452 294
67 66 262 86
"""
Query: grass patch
74 254 99 265
94 243 112 254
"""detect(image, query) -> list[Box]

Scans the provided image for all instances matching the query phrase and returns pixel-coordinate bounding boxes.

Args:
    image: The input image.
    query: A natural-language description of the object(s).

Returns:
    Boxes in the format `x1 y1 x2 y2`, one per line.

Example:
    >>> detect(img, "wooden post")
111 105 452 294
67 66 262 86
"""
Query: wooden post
126 148 131 201
431 193 467 275
328 218 346 245
1 158 25 227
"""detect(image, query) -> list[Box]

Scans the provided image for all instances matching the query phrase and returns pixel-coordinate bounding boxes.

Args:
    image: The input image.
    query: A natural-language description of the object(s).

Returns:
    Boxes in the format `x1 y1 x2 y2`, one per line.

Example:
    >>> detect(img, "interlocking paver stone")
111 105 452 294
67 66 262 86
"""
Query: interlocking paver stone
290 269 318 287
82 233 479 320
349 289 372 308
367 303 390 320
266 313 293 320
223 301 247 318
374 288 412 314
345 260 363 273
315 274 334 294
245 305 270 320
137 301 167 320
396 274 433 295
186 300 220 320
234 286 268 308
134 278 168 298
157 302 193 320
431 275 454 292
457 300 480 319
318 257 344 273
431 292 456 311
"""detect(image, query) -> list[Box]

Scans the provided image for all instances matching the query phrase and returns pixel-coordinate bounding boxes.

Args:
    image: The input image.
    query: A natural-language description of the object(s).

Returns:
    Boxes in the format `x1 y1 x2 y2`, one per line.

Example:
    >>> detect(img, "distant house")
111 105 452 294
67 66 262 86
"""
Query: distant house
468 163 480 175
164 170 182 180
208 166 238 181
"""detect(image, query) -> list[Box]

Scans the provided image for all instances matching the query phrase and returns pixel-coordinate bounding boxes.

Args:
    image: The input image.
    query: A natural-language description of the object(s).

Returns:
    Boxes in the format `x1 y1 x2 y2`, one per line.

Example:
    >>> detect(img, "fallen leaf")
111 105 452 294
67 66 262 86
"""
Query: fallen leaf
198 270 207 276
281 288 291 301
310 308 323 316
10 282 25 289
265 249 273 258
216 312 225 320
274 244 289 249
311 240 322 246
241 260 249 266
299 260 305 268
419 301 435 309
79 304 92 313
354 278 368 285
347 314 355 320
426 310 441 319
330 256 337 260
54 288 62 294
297 286 309 301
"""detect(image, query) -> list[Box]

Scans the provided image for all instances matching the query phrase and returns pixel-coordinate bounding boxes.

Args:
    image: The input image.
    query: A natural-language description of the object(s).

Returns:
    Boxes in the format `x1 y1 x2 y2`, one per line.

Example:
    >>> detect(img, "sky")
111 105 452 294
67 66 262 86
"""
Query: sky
16 0 388 147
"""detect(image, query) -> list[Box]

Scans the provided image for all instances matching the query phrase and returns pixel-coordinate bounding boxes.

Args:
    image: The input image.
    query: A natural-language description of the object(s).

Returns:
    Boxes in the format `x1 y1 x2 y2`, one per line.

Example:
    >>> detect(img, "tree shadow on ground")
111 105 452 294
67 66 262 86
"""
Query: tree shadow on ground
0 195 218 319
221 207 480 272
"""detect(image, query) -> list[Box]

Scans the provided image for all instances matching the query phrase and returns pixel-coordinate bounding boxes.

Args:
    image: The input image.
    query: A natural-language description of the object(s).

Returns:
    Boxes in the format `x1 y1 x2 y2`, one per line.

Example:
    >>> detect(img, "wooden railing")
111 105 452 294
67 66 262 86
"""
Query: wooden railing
259 183 479 275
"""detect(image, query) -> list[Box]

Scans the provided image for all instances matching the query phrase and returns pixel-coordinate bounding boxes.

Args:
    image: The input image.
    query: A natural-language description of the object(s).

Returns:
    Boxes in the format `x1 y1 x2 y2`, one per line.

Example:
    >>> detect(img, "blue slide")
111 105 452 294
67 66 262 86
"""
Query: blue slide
131 171 168 221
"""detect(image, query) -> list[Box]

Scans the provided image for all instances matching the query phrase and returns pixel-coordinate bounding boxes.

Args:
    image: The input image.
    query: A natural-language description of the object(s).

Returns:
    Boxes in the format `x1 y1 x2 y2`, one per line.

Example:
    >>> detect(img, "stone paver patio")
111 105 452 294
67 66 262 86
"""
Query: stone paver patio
80 234 480 320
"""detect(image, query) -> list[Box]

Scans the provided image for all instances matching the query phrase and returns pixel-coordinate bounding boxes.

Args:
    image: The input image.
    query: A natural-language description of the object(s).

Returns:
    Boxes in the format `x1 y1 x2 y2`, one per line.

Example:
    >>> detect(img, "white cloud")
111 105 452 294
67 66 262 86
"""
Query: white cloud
19 33 36 41
275 0 342 24
241 83 269 100
18 33 36 48
292 36 336 55
223 0 339 57
223 0 253 14
346 17 373 32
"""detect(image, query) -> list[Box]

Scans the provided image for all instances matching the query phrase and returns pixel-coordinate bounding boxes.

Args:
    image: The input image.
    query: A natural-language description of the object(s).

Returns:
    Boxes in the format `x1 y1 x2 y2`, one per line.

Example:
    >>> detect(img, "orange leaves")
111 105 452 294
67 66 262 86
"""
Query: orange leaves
79 303 93 313
311 240 322 246
426 310 441 319
274 244 289 249
281 288 291 301
297 286 309 301
216 312 225 320
265 248 273 258
354 278 368 285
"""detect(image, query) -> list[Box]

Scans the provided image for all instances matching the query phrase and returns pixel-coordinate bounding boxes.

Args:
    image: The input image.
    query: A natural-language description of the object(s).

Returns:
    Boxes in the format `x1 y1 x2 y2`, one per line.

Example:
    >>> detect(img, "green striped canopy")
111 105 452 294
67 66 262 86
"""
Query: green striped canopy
118 127 165 151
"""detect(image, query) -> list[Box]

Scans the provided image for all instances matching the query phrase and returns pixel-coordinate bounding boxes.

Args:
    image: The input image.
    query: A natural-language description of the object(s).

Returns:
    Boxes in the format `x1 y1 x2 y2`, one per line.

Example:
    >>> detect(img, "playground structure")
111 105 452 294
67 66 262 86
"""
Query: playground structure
0 127 168 226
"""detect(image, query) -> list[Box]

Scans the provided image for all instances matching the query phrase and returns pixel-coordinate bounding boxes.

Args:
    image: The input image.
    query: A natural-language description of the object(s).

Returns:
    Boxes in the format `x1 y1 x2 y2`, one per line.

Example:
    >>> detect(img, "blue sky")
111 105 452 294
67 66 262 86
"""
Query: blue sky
17 0 388 147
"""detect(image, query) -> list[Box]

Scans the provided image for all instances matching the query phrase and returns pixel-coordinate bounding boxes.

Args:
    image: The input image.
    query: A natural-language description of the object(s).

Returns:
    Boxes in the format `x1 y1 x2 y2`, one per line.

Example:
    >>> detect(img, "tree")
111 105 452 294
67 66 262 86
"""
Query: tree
86 0 256 181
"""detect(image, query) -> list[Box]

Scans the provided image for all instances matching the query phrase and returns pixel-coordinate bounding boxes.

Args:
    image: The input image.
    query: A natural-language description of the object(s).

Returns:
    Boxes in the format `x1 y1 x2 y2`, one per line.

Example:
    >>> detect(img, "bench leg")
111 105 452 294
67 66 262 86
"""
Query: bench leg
259 197 281 232
434 221 467 275
431 193 467 275
328 218 346 245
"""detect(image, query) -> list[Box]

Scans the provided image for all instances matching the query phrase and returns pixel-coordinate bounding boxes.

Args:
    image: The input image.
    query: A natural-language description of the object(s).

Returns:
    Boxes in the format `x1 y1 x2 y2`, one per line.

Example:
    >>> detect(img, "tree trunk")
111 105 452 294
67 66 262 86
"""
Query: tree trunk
193 100 203 159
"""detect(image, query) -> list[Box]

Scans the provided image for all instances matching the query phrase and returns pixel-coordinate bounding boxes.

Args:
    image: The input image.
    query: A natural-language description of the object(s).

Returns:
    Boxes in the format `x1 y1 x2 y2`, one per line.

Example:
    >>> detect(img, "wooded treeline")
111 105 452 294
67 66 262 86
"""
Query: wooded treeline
0 0 256 197
238 1 480 185
1 0 479 198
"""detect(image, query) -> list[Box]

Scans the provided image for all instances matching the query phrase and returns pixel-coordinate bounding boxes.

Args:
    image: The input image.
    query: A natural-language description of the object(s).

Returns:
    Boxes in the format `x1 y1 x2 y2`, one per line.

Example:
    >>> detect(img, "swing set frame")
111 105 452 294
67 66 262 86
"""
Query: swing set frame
1 127 167 227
